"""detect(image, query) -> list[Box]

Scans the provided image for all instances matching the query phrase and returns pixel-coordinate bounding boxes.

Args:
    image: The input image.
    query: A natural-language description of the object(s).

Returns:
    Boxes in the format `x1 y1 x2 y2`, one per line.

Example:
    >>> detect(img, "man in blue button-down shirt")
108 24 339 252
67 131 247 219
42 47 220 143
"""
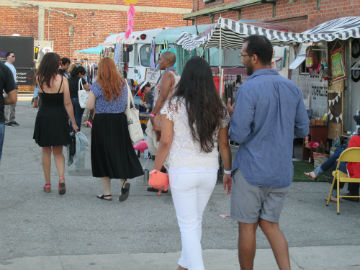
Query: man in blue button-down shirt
228 36 309 270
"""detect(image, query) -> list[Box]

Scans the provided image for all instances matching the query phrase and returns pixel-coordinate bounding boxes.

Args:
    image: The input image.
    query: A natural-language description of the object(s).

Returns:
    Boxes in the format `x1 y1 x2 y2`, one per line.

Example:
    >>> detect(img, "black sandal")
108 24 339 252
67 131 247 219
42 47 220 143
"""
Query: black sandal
58 182 66 195
147 187 168 193
119 182 130 202
97 194 112 201
58 176 66 195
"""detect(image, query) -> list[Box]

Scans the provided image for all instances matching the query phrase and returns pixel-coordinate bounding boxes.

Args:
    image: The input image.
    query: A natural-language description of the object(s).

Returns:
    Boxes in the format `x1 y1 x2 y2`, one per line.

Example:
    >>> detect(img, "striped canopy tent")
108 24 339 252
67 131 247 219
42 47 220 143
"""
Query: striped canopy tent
176 17 310 50
177 17 360 51
301 17 360 41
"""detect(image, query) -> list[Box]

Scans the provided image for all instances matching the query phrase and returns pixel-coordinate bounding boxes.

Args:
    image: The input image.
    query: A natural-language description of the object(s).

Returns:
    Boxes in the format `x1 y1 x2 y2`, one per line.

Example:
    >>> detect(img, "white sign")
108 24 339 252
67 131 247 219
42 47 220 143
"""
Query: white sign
41 47 52 54
311 80 328 118
290 55 306 70
145 68 161 84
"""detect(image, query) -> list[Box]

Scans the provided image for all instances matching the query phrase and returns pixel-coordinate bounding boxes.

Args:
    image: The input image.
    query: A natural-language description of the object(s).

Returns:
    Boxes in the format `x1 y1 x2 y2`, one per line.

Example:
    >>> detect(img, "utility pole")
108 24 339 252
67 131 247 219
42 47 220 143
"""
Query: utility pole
8 0 76 40
38 7 45 40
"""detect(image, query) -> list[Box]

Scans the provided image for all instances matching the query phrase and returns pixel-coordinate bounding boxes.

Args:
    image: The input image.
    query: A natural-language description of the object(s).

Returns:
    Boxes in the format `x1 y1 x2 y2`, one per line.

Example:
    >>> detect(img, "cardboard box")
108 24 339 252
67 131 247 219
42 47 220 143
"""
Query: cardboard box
328 122 342 139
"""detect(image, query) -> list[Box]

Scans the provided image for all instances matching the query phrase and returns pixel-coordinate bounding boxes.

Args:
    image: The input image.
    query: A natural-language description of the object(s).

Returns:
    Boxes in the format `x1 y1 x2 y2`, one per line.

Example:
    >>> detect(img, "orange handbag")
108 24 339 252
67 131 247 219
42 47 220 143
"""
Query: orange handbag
148 170 169 195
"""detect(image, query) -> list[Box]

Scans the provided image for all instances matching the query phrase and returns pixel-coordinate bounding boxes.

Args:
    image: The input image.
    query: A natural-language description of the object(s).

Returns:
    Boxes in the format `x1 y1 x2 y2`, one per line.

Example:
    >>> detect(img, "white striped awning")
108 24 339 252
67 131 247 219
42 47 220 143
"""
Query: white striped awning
177 18 309 50
177 17 360 50
302 17 360 42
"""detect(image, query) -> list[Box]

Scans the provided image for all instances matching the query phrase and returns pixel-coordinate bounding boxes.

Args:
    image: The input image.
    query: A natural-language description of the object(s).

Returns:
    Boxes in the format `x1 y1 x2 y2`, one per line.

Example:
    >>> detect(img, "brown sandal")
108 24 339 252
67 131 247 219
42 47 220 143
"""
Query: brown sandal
43 183 51 193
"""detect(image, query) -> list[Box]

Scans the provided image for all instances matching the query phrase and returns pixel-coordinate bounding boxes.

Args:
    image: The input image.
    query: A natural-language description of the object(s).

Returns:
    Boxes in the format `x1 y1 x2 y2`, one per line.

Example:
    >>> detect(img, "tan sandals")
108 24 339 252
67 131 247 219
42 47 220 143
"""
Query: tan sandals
304 171 317 181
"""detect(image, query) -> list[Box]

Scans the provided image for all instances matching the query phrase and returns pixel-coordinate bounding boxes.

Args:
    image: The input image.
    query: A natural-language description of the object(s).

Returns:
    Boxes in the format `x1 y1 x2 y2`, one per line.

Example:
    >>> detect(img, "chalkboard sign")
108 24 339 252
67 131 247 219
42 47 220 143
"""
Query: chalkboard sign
0 36 34 85
0 36 34 67
16 69 35 85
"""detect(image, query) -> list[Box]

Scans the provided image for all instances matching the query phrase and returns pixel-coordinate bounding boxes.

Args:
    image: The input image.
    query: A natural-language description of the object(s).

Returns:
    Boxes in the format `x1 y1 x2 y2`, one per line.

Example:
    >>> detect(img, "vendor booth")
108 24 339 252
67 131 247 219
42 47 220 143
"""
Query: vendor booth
177 16 360 163
289 17 360 157
176 17 304 100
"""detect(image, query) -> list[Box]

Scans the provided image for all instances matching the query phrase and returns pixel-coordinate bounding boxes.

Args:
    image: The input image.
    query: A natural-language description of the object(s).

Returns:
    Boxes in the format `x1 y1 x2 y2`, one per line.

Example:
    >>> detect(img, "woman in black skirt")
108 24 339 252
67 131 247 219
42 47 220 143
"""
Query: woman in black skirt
86 57 143 202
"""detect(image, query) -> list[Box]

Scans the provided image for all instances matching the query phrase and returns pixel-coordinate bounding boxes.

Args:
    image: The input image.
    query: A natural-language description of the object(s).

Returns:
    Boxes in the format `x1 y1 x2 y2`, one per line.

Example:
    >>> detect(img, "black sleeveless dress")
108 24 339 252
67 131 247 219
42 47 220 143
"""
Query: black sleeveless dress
33 77 71 147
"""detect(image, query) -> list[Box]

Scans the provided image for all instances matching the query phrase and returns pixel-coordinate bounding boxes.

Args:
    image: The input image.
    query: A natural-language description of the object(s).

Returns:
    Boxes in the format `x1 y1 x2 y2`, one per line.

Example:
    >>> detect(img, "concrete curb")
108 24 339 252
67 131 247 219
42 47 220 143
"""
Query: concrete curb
1 246 360 270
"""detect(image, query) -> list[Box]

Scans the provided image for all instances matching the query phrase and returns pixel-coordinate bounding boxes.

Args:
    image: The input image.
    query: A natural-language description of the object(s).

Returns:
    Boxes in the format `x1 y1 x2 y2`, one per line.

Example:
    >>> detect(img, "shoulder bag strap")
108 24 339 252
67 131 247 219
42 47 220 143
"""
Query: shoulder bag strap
125 80 134 108
78 78 84 91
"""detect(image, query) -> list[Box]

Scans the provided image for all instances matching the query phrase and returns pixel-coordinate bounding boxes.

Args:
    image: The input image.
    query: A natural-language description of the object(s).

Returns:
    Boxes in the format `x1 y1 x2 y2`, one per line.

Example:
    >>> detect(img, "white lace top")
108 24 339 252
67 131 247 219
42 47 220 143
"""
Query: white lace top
160 97 230 169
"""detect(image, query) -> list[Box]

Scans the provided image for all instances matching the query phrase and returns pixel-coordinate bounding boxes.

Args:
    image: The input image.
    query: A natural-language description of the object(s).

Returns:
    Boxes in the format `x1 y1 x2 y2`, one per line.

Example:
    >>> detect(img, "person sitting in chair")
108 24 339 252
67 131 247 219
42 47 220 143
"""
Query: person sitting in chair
304 111 360 202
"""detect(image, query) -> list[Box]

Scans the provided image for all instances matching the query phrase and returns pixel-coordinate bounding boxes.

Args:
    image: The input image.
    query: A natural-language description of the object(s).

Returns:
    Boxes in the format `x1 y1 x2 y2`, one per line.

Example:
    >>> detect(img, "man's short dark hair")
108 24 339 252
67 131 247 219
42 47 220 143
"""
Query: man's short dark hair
244 35 273 65
6 52 14 58
61 57 71 65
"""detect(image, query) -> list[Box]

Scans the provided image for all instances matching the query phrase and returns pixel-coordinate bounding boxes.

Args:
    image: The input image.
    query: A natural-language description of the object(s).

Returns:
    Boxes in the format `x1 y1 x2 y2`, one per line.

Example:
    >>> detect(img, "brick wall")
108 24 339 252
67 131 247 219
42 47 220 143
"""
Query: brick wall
0 0 192 61
193 0 360 32
36 0 191 9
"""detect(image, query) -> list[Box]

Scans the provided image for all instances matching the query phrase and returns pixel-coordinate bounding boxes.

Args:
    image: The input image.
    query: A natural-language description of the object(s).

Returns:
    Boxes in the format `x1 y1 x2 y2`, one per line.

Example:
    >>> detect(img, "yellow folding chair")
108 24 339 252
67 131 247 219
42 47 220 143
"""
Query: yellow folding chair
326 147 360 214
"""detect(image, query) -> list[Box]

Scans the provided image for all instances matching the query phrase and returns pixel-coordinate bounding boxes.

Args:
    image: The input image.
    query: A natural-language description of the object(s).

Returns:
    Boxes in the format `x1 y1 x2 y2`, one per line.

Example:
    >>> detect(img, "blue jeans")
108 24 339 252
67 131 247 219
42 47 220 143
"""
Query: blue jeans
315 145 348 195
315 145 347 176
71 98 85 131
0 122 5 163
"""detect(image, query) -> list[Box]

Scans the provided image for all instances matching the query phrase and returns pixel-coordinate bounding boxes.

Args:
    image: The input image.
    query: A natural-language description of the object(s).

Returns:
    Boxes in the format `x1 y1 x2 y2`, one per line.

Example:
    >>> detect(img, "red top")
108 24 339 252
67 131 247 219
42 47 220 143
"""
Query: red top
346 135 360 178
136 90 144 99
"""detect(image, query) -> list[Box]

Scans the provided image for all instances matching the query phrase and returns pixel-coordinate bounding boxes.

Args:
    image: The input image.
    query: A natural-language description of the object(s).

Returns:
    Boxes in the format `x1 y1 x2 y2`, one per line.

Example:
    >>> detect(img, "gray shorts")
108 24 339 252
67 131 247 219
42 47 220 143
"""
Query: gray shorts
230 170 289 224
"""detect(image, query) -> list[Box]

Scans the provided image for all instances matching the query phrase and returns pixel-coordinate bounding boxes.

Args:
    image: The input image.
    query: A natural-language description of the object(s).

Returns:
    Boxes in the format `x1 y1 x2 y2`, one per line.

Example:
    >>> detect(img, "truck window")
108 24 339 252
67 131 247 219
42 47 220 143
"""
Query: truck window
133 44 139 66
140 44 151 67
207 48 242 67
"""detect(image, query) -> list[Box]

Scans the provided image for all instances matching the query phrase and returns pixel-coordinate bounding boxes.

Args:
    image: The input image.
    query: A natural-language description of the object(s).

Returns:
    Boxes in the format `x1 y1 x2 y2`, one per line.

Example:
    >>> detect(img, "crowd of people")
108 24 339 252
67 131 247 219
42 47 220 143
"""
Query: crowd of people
0 35 360 270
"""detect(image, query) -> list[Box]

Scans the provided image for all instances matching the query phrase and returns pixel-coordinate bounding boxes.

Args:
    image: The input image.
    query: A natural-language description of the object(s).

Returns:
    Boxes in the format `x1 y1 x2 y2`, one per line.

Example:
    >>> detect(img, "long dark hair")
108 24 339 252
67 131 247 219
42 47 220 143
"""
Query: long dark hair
36 52 60 88
172 56 226 153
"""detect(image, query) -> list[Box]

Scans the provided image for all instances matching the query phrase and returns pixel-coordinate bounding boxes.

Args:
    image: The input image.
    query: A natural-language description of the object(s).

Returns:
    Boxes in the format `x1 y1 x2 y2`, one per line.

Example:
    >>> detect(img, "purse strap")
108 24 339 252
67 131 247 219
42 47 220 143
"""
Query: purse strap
125 80 135 109
78 78 84 91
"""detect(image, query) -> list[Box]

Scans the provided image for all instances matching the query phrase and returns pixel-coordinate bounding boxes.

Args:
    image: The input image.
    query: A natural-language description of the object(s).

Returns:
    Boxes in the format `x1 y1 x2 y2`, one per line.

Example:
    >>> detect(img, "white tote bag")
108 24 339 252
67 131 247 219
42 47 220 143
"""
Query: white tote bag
124 81 144 144
78 79 89 109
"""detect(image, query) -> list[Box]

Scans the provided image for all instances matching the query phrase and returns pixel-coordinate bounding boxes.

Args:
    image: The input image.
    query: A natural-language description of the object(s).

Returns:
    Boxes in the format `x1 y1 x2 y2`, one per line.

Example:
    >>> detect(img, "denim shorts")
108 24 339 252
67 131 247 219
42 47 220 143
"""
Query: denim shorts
230 169 289 224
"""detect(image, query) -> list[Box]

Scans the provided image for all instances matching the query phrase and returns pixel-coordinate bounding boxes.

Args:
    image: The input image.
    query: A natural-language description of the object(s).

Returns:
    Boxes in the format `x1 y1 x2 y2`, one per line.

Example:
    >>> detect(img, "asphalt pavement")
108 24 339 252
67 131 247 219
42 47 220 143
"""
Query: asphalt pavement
0 97 360 270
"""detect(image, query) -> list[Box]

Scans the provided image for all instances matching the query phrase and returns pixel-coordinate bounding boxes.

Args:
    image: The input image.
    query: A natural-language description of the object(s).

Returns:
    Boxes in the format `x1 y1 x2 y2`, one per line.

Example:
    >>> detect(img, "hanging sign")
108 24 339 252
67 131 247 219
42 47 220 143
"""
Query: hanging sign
331 48 346 82
311 80 328 118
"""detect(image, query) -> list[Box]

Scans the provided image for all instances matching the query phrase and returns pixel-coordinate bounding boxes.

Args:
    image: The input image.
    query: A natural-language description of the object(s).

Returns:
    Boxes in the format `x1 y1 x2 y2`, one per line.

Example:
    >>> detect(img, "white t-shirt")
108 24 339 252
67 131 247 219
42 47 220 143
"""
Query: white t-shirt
5 62 16 83
161 97 229 170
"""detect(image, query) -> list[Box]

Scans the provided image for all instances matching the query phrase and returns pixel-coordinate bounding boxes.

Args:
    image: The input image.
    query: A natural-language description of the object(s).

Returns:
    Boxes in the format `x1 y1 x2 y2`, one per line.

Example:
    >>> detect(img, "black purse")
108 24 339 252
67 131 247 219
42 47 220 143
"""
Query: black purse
67 131 76 166
69 132 76 156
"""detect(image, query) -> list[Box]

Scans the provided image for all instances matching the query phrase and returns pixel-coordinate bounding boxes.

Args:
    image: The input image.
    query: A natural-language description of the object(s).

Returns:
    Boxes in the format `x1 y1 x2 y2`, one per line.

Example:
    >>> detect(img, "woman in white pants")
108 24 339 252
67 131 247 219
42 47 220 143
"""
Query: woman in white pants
153 56 232 270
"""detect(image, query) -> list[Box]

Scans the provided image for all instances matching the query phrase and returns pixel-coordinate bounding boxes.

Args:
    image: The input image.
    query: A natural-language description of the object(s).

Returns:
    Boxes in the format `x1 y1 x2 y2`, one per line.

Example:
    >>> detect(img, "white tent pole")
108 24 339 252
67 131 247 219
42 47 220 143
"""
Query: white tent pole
219 19 224 97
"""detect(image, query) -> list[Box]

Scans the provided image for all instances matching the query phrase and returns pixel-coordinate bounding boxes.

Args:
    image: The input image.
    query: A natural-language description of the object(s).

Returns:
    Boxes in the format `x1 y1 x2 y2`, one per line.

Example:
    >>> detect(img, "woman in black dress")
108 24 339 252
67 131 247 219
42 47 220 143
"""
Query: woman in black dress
33 53 78 195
